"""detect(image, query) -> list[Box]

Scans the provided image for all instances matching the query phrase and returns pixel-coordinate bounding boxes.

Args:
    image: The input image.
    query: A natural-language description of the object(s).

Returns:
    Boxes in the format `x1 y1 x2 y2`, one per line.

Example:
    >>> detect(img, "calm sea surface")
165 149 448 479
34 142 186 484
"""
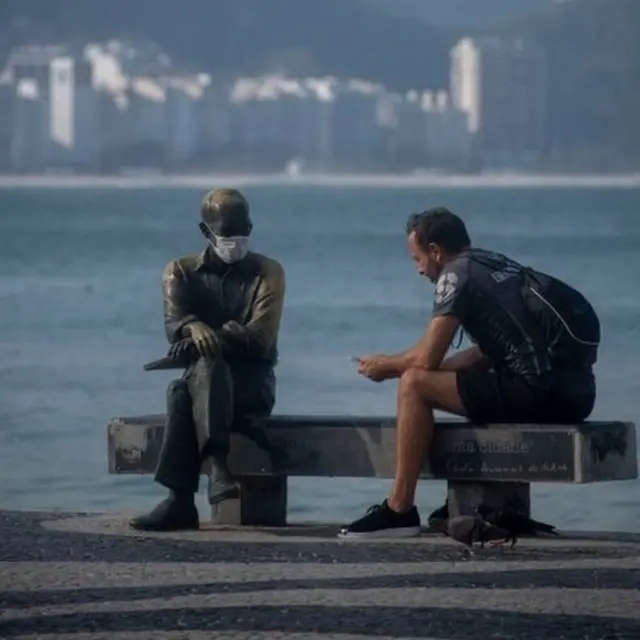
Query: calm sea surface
1 182 639 531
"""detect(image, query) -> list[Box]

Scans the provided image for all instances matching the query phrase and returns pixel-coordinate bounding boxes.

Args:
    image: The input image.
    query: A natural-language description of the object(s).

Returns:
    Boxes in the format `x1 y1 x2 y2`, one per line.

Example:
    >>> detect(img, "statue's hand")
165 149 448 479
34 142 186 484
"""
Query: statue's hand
184 321 220 359
168 337 193 360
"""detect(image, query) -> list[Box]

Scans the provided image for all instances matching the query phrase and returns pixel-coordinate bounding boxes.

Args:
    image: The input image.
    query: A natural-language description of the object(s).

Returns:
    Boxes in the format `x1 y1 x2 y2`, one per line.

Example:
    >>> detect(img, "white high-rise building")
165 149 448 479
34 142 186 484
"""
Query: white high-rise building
450 39 482 135
450 37 547 168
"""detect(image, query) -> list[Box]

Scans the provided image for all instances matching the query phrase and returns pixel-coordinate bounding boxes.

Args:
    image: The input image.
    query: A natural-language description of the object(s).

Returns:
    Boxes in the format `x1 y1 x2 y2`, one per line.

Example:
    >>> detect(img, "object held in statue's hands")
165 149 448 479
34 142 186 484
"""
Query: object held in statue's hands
143 338 199 371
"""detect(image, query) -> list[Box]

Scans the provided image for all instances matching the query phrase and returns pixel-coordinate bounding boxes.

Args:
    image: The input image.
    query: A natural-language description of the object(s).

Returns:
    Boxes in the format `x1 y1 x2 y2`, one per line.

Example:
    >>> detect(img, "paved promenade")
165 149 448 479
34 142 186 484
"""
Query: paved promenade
1 510 640 639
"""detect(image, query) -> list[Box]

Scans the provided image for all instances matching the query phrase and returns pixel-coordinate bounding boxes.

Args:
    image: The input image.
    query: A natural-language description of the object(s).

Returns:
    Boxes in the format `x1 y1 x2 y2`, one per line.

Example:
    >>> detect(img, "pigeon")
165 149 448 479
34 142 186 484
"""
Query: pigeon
475 504 560 548
445 515 511 556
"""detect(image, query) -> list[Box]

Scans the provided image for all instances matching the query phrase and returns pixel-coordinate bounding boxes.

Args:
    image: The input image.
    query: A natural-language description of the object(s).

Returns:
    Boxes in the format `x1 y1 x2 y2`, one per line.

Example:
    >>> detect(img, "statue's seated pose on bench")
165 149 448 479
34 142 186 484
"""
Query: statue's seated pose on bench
345 207 600 539
130 188 286 532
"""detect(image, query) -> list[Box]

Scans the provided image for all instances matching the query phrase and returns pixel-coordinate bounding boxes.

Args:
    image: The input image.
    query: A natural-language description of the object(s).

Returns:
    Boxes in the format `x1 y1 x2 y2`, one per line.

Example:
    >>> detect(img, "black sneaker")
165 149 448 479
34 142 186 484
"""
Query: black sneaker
338 500 421 539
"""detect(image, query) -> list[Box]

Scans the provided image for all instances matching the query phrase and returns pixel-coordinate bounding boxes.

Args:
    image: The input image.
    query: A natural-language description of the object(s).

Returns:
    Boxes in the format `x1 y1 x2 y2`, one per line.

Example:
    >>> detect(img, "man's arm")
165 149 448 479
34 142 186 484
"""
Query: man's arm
368 262 472 379
162 260 198 344
218 260 286 359
376 315 462 378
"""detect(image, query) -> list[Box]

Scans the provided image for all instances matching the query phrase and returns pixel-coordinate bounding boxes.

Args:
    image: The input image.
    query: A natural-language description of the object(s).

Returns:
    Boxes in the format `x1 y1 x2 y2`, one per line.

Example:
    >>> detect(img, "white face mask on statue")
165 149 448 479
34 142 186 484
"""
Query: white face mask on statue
211 234 250 263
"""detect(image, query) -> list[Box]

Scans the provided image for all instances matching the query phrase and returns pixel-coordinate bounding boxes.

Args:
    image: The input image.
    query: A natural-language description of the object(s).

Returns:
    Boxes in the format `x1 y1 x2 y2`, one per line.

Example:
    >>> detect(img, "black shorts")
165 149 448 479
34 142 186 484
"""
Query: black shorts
456 361 595 424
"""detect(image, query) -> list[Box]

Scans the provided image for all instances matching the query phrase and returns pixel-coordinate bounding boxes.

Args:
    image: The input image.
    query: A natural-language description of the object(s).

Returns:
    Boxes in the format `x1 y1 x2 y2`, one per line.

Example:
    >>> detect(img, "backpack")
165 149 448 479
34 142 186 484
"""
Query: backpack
521 267 600 365
468 249 600 366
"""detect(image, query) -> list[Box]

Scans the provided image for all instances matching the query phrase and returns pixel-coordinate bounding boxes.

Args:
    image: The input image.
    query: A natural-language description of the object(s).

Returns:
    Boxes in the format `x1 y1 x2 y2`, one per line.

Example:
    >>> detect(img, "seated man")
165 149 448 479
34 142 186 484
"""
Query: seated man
340 207 599 538
130 188 286 532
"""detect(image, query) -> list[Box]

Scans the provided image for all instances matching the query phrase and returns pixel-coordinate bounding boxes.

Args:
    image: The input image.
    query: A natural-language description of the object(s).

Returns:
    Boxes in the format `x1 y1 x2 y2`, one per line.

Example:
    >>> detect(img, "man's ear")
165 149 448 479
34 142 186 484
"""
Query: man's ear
427 242 442 263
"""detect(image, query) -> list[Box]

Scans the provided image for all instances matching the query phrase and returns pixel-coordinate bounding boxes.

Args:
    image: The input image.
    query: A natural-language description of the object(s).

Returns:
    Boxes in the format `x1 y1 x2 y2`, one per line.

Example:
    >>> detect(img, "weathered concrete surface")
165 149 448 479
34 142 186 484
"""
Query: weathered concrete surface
108 415 639 483
1 510 640 640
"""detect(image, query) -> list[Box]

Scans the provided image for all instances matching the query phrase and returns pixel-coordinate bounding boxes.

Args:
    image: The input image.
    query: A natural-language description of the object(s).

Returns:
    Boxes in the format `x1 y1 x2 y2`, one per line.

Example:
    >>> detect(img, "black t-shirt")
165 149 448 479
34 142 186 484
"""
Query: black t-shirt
432 248 598 388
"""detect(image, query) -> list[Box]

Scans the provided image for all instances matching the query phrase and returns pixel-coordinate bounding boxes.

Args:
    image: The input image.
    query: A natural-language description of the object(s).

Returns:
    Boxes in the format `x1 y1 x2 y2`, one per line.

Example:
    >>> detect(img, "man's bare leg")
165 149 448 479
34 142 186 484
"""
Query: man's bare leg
387 368 466 512
338 367 466 538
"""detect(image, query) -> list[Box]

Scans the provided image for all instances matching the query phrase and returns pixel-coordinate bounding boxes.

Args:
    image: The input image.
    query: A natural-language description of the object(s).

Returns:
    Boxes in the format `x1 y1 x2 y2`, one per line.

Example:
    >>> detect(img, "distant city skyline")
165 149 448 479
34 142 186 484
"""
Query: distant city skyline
0 31 631 176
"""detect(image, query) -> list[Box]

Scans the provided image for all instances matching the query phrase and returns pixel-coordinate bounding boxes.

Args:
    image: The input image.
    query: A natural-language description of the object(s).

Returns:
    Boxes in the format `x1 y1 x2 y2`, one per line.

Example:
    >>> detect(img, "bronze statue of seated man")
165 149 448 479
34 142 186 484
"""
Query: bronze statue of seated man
130 188 286 532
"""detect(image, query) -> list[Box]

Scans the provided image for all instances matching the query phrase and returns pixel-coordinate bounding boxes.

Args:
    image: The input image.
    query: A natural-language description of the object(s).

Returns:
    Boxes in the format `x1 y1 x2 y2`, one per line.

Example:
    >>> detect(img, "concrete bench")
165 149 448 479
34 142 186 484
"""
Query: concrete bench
107 414 637 527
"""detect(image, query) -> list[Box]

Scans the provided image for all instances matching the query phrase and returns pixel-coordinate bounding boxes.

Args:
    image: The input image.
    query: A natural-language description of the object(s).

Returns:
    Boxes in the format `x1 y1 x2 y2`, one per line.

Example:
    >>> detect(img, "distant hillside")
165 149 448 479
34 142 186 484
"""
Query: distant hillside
0 0 452 91
500 0 640 166
368 0 551 27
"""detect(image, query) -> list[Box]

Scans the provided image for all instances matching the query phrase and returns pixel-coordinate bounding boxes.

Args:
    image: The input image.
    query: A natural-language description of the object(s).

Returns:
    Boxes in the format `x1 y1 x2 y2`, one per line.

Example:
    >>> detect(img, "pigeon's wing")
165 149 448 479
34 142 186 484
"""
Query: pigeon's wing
499 509 559 536
482 508 504 527
479 523 511 542
494 509 534 534
446 516 480 544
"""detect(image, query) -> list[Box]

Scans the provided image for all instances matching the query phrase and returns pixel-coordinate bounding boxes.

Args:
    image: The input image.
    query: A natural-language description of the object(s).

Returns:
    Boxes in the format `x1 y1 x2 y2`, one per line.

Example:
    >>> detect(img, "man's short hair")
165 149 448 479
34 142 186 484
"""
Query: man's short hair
405 207 471 254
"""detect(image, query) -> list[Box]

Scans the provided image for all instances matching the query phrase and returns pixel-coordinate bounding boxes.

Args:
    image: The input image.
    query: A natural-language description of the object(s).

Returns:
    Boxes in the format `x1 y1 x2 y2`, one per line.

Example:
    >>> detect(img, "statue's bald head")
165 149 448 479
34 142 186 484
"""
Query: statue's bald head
200 188 252 237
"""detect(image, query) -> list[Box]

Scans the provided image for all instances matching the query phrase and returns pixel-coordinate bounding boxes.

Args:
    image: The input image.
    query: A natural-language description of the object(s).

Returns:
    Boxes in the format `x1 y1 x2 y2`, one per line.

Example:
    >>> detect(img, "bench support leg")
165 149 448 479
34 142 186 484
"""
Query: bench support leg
447 481 531 518
211 474 288 526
